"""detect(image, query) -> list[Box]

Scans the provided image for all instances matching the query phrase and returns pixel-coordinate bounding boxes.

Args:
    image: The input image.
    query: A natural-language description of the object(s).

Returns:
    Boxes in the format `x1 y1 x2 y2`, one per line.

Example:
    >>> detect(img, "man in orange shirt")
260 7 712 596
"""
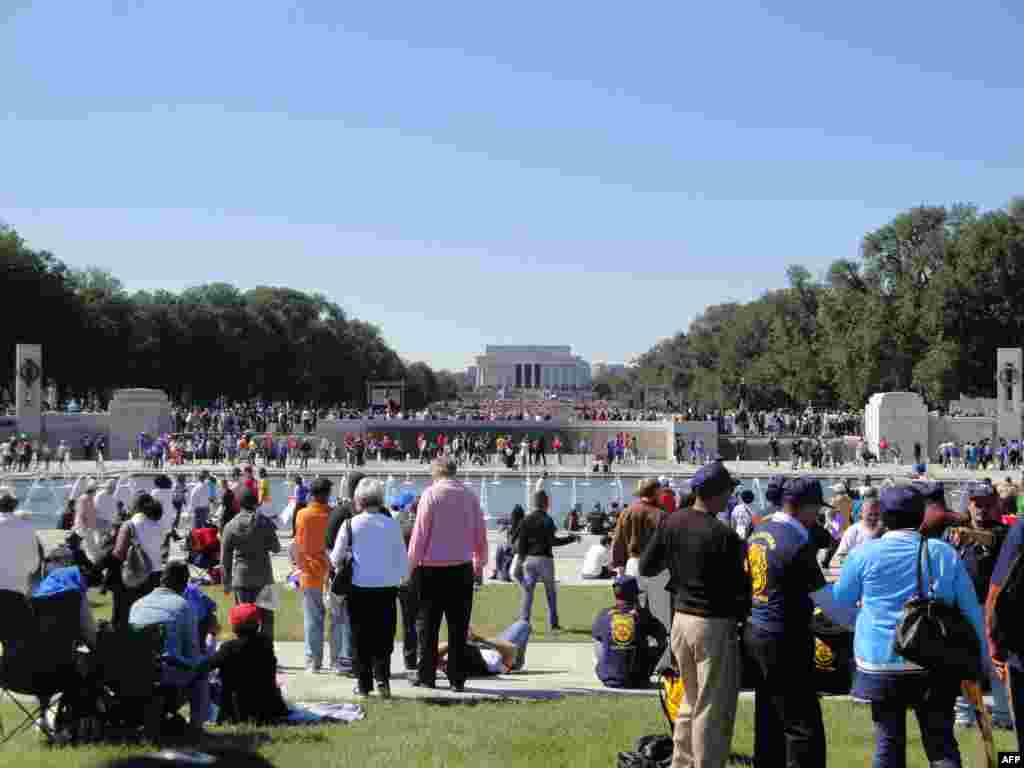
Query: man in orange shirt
295 477 333 672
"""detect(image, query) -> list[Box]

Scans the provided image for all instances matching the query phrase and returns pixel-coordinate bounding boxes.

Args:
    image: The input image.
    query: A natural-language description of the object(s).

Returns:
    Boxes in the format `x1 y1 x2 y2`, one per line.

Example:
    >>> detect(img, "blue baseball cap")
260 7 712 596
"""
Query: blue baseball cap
690 461 740 498
765 476 785 507
968 481 997 500
913 480 946 504
613 574 640 602
781 478 832 508
880 485 926 529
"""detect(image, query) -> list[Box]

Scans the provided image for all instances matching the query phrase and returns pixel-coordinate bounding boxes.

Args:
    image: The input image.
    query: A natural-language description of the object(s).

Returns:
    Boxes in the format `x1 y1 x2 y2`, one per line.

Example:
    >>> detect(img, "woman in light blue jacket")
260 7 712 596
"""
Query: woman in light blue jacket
831 484 983 768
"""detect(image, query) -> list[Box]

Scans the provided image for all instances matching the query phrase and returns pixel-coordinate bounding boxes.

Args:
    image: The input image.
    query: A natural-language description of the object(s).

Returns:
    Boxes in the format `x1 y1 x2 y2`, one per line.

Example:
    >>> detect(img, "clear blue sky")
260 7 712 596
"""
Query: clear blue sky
3 2 1022 371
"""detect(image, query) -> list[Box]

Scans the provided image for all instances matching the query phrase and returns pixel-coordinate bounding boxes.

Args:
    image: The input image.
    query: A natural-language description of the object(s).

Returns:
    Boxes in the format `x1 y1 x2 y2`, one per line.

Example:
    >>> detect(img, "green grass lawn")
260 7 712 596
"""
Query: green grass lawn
0 697 1015 768
89 583 608 644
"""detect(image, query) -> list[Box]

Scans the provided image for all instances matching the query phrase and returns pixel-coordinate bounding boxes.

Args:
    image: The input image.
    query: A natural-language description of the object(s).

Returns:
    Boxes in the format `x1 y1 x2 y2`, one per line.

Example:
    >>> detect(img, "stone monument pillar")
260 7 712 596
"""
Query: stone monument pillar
997 348 1023 440
15 344 43 438
108 388 172 459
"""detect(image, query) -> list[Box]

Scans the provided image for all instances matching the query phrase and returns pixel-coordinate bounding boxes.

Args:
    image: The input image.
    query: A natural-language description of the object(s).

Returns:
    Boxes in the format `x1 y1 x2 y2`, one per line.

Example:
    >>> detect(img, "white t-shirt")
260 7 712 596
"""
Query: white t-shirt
94 489 118 527
114 482 136 512
0 512 43 595
127 513 165 572
581 544 610 577
830 522 880 567
479 648 506 674
150 488 176 536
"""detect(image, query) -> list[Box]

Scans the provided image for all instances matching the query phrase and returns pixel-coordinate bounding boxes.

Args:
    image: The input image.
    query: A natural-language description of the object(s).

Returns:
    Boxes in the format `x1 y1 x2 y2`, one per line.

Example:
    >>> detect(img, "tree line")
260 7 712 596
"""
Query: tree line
594 198 1024 411
1 223 461 410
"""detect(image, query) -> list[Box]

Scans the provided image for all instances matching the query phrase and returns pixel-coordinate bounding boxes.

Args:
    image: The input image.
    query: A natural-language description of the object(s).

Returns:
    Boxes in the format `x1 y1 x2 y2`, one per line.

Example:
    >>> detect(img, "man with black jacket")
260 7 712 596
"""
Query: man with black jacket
639 461 749 768
946 481 1012 728
513 490 580 630
324 471 364 676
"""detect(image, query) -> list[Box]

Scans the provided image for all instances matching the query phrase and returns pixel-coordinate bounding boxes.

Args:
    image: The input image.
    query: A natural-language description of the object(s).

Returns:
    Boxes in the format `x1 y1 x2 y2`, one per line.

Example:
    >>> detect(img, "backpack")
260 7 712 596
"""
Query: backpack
121 521 154 589
993 550 1024 655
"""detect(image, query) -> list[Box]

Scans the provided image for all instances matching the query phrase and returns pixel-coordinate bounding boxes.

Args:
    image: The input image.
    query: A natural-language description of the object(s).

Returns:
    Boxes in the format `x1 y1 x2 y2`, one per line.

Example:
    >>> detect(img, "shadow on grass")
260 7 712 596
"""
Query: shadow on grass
418 690 565 705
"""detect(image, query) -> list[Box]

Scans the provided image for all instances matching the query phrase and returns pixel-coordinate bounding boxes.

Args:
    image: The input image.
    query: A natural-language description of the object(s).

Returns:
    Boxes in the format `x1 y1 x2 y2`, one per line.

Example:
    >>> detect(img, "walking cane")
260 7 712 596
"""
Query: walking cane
962 679 997 768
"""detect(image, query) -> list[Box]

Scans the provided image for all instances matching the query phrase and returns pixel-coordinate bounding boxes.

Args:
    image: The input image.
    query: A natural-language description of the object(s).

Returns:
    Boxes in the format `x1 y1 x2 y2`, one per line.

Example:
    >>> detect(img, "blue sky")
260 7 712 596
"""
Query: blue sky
3 1 1022 371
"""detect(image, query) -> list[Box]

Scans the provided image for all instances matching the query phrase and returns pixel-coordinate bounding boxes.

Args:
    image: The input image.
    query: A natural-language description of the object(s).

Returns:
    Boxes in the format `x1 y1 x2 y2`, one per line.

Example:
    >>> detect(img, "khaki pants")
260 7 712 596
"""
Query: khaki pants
670 613 741 768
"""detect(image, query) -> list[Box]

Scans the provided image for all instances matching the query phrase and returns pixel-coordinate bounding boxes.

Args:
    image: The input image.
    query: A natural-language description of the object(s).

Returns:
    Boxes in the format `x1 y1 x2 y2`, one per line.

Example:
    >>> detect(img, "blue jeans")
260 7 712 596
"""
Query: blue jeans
519 556 558 627
302 588 325 669
191 506 209 530
870 680 961 768
327 593 353 669
161 664 210 728
496 619 531 671
954 654 1012 726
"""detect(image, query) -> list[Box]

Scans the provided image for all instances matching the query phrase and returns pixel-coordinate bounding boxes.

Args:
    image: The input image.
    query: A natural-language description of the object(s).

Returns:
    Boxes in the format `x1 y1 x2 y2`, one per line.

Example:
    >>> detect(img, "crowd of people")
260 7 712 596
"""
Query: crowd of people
7 446 1024 767
1 434 104 470
937 437 1024 471
718 407 864 438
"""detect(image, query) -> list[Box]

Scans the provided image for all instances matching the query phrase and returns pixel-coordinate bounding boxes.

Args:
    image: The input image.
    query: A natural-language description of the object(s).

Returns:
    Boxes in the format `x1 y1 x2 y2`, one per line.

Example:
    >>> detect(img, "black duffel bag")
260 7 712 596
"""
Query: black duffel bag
811 608 854 695
893 537 982 682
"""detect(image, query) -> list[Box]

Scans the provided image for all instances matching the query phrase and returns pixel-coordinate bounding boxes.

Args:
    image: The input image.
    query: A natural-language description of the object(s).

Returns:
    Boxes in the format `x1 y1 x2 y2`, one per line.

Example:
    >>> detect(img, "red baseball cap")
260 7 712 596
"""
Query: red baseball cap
229 603 260 629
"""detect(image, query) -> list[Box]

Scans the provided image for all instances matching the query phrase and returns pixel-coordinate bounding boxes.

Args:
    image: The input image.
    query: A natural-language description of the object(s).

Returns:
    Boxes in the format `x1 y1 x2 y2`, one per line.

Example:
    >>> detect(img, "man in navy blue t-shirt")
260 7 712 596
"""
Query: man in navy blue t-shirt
591 575 667 689
988 517 1024 751
743 477 827 768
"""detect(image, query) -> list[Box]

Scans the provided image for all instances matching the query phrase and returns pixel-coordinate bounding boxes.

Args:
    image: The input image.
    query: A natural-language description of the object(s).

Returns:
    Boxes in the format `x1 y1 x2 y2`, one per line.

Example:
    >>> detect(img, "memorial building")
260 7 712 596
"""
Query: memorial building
473 345 591 390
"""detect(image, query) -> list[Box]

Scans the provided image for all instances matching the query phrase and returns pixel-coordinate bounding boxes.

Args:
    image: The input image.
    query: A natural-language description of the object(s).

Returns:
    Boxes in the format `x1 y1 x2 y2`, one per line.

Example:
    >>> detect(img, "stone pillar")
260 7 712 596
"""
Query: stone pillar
15 344 43 438
998 348 1023 439
108 388 172 459
534 364 541 390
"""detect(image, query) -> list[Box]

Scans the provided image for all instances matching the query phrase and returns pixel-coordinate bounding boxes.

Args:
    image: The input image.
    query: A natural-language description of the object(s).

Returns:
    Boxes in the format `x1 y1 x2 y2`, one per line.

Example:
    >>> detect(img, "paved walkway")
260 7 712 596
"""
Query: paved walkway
275 641 625 702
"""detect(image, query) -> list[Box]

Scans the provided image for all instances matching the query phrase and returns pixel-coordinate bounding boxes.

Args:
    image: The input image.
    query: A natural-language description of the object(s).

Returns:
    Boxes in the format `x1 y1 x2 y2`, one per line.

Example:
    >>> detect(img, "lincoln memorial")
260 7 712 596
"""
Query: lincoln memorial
474 345 592 390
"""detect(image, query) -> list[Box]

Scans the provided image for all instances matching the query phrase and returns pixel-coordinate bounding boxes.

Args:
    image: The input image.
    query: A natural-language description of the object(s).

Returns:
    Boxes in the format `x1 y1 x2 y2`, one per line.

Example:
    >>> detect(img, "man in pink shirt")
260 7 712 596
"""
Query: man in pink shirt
407 458 488 691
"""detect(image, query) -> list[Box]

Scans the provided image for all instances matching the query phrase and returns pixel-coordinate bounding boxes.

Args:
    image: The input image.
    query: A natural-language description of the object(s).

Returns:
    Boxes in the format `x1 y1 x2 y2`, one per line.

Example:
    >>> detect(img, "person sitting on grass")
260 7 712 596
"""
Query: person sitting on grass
436 620 532 679
591 575 668 689
203 603 289 725
580 535 612 580
129 561 209 739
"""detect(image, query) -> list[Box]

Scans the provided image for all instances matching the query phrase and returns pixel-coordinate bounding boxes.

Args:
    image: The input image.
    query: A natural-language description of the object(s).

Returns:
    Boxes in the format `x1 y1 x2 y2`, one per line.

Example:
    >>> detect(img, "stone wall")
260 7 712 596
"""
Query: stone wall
950 396 997 416
40 413 111 458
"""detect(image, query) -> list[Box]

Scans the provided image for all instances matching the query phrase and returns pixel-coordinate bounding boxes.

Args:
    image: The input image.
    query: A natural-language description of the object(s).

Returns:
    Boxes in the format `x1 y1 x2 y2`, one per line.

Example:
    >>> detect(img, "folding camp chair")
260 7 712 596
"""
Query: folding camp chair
0 589 83 745
93 622 170 740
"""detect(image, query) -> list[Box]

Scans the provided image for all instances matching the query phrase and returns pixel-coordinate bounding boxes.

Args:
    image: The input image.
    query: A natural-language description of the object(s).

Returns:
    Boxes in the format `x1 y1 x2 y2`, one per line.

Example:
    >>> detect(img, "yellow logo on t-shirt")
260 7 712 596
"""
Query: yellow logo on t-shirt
748 542 769 601
611 611 636 648
814 637 835 671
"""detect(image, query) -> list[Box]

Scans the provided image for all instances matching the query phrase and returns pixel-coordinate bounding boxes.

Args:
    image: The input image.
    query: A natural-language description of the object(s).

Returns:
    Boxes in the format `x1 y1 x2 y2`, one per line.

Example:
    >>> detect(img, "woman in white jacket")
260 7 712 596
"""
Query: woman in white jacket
330 477 409 698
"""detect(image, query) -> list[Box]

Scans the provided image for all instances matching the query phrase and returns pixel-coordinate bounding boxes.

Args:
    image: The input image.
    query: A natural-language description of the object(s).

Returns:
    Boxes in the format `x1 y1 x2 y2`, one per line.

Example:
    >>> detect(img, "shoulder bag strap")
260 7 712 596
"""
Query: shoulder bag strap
915 534 927 600
922 535 934 598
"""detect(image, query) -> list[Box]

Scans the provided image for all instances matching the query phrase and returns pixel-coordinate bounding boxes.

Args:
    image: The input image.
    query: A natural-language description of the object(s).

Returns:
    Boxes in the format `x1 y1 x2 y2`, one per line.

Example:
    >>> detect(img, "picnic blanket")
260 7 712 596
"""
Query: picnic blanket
286 702 365 725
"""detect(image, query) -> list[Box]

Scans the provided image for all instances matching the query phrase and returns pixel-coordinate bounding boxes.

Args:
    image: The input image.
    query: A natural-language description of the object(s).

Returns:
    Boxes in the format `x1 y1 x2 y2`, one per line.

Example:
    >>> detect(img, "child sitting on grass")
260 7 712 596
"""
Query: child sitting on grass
203 603 289 724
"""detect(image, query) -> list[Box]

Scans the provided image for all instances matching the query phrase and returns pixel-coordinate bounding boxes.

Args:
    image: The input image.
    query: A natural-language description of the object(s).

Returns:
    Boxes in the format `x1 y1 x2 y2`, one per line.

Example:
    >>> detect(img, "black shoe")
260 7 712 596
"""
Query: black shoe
450 682 465 692
352 685 370 698
376 680 392 699
409 677 435 688
551 624 563 631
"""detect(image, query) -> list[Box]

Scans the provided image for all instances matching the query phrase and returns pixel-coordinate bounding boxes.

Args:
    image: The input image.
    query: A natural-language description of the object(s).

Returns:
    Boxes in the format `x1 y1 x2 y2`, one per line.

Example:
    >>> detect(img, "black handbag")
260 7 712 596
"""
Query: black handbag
330 519 354 597
893 536 982 682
